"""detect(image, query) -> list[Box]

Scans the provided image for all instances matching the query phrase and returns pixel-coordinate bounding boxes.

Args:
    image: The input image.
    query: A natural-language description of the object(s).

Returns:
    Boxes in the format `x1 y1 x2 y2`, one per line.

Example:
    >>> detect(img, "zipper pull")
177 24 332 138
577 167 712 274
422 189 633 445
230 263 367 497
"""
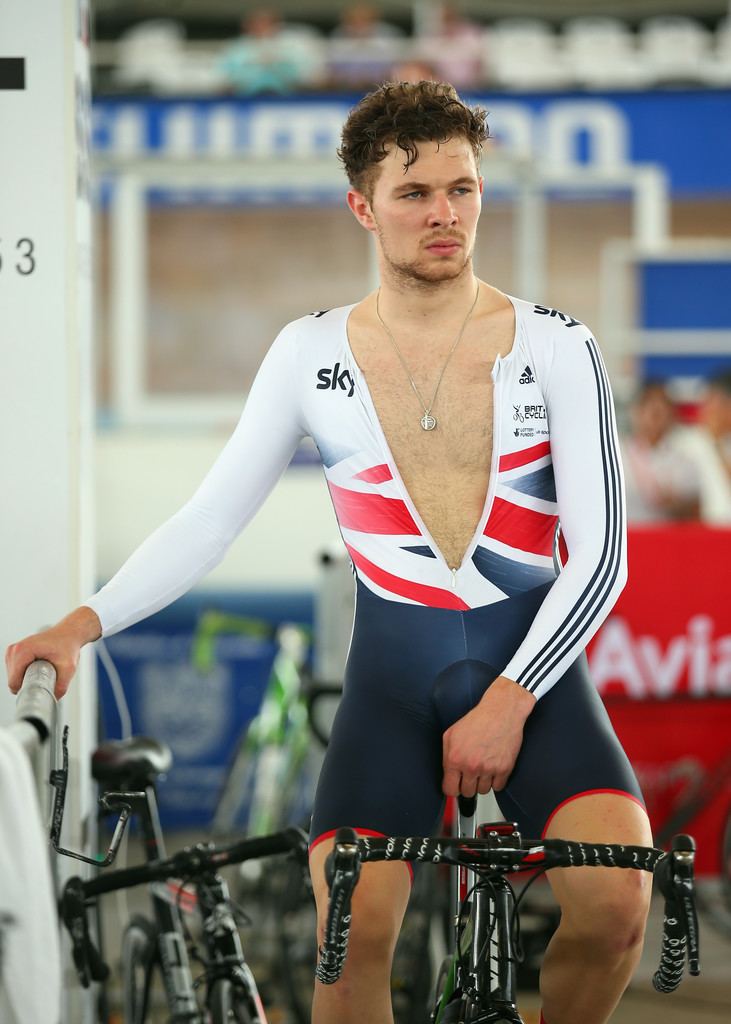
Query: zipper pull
450 568 457 590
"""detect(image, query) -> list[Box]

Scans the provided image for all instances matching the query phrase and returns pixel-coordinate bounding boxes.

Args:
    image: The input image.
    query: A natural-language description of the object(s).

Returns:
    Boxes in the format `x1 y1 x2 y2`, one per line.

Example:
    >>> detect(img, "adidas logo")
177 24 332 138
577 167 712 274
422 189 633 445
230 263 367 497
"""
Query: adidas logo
519 365 535 384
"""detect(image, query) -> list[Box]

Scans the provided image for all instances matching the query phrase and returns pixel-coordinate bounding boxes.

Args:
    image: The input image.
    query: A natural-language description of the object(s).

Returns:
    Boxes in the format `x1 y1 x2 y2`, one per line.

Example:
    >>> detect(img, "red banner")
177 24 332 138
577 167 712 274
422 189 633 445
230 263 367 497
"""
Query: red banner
587 526 731 874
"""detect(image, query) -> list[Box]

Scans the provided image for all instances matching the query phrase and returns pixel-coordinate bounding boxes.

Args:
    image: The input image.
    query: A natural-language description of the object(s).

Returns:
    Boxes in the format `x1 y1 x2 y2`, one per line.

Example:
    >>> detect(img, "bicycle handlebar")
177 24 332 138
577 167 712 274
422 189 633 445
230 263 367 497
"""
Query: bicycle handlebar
651 834 700 992
316 828 701 991
60 826 309 986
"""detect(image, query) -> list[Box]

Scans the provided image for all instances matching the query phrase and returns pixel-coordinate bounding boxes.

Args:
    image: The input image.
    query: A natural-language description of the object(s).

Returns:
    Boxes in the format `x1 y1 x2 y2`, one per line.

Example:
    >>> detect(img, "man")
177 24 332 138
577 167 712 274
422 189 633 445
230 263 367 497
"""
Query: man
622 379 700 522
675 367 731 524
7 82 650 1024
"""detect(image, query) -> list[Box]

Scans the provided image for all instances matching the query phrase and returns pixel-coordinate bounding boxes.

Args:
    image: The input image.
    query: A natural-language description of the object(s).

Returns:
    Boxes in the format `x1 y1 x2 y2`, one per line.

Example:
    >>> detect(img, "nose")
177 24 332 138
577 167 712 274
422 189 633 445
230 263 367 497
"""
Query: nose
427 191 457 227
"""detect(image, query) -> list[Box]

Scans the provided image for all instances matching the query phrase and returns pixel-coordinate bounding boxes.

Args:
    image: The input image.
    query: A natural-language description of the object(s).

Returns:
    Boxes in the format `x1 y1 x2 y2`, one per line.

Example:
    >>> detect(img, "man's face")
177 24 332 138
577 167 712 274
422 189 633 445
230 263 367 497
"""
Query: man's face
700 385 731 438
633 388 675 445
349 137 483 286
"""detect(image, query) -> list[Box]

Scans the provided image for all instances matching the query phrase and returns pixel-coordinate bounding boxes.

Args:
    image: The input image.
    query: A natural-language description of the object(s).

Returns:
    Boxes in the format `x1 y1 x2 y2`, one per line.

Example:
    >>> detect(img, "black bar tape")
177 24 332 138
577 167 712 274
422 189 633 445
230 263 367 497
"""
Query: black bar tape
653 903 687 993
543 840 663 871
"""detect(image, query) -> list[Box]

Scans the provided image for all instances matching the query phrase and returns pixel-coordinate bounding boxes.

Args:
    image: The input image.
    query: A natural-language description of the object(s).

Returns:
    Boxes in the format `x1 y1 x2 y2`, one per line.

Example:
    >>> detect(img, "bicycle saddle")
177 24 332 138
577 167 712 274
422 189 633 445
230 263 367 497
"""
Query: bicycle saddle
92 736 173 787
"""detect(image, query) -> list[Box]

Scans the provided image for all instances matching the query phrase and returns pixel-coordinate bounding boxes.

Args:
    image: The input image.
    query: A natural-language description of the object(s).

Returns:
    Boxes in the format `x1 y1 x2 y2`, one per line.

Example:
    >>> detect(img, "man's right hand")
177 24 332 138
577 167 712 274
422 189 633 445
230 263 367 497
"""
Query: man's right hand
5 606 102 700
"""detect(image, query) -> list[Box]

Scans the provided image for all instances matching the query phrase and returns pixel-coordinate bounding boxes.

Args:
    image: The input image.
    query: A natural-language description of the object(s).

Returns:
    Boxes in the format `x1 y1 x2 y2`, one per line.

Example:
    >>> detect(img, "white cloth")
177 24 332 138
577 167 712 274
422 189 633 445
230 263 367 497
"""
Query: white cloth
0 731 61 1024
621 430 701 522
674 426 731 525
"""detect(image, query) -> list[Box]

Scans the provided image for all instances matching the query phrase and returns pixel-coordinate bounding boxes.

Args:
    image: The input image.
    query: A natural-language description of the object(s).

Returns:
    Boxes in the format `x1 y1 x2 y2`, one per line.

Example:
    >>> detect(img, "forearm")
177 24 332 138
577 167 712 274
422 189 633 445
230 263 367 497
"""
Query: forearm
57 605 102 645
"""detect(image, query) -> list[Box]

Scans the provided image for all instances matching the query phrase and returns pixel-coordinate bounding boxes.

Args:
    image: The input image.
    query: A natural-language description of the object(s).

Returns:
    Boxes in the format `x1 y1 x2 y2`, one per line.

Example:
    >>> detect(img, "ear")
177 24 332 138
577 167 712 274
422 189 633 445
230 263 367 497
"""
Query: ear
347 189 377 233
478 176 484 196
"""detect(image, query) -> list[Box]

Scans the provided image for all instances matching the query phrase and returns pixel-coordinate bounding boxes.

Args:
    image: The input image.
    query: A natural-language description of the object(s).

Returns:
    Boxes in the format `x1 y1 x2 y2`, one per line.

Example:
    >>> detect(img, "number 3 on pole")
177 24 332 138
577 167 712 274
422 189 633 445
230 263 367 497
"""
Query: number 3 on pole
16 237 36 275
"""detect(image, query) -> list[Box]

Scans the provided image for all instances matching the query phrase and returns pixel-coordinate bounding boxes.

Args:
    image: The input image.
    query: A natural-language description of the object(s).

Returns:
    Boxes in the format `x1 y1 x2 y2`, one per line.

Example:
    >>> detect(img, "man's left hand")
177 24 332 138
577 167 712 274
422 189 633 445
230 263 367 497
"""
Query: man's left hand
442 676 536 797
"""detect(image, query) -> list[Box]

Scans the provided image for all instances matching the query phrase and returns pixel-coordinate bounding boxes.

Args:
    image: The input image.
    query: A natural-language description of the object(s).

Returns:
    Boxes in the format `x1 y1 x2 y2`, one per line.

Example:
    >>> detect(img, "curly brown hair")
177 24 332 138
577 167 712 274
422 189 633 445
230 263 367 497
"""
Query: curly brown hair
338 81 489 201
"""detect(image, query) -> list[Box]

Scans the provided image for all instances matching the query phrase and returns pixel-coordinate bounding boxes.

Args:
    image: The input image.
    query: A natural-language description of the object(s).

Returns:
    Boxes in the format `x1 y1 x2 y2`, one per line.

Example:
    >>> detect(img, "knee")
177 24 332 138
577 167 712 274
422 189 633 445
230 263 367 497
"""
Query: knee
317 907 399 970
561 870 651 959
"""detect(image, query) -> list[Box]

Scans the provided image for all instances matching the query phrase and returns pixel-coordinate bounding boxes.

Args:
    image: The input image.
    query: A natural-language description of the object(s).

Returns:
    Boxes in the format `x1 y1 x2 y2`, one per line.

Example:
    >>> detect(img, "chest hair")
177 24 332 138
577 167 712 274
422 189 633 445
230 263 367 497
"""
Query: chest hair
360 345 496 569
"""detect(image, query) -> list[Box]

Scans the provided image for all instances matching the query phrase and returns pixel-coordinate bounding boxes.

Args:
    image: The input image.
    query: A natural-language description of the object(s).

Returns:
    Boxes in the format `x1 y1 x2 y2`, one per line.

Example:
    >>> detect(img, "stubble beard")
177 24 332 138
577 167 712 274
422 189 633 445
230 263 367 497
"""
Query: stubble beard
375 223 474 291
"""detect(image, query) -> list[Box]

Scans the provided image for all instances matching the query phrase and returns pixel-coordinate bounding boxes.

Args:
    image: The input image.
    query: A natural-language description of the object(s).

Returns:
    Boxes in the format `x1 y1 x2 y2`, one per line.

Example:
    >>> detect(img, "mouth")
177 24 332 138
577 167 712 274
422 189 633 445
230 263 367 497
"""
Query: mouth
425 240 462 256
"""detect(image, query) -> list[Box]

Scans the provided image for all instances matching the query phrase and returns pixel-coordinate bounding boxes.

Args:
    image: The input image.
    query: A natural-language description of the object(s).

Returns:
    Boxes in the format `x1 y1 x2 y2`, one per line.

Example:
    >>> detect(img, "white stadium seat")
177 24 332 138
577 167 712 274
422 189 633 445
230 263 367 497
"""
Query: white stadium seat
487 19 571 91
638 16 714 85
114 19 190 94
562 17 651 89
707 19 731 85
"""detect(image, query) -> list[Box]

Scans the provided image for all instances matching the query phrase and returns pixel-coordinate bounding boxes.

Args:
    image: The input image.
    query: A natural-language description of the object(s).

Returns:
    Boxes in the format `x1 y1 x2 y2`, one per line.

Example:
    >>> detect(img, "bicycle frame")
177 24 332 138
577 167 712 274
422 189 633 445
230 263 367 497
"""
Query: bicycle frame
116 782 272 1023
126 783 201 1022
433 809 523 1024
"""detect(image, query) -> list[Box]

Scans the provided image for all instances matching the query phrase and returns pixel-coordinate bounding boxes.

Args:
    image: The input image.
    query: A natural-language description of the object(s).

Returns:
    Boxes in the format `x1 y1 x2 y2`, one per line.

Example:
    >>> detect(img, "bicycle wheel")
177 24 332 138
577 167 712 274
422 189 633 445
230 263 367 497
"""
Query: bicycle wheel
207 978 257 1024
121 914 158 1024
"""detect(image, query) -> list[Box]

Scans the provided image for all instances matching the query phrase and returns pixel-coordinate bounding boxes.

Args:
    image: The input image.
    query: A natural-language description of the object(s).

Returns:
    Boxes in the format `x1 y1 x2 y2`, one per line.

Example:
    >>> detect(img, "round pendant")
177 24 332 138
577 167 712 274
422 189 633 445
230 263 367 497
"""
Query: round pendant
420 413 437 431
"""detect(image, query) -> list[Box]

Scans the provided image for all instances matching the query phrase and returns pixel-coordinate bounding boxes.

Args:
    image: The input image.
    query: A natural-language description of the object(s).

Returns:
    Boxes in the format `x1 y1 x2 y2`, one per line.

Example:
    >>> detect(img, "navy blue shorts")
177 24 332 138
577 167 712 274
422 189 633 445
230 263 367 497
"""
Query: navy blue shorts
310 580 643 853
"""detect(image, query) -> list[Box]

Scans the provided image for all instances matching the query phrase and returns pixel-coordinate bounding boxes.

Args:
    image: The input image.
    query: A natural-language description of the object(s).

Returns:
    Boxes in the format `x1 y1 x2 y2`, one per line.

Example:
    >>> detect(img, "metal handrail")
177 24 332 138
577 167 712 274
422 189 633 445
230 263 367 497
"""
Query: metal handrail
11 661 57 757
6 661 58 827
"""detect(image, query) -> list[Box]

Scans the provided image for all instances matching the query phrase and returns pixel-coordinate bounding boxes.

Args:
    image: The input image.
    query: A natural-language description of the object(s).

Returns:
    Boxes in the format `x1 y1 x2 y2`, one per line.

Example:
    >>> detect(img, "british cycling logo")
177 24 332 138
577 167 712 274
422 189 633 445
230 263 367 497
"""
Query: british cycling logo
533 305 581 328
317 363 355 397
514 404 546 422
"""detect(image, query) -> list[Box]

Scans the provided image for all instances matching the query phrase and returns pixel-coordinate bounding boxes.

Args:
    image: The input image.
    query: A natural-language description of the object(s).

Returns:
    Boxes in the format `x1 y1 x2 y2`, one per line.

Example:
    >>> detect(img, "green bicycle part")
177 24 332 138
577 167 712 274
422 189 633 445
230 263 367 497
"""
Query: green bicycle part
192 608 314 837
190 610 274 674
433 954 458 1023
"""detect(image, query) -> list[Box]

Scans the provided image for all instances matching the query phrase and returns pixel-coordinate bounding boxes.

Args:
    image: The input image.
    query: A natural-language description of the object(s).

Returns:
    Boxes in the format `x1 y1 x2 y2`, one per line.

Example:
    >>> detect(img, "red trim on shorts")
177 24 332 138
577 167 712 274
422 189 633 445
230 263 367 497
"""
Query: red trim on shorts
541 788 647 840
539 1012 548 1024
309 827 414 883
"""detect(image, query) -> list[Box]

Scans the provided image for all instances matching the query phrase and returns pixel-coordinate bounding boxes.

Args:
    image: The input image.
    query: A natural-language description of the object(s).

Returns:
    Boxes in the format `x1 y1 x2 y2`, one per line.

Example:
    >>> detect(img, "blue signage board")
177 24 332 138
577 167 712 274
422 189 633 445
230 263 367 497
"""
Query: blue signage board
97 589 314 829
93 90 731 197
641 261 731 330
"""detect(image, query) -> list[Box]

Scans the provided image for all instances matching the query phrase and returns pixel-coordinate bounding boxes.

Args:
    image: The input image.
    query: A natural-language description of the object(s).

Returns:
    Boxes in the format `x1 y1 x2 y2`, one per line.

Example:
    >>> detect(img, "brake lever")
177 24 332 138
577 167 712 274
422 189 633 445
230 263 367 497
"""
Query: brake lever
669 835 700 976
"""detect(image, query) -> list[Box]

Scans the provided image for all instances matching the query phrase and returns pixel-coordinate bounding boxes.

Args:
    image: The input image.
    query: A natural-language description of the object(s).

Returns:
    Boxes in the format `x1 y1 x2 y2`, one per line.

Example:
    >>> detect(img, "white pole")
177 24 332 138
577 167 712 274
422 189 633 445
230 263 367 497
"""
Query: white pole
0 0 96 1019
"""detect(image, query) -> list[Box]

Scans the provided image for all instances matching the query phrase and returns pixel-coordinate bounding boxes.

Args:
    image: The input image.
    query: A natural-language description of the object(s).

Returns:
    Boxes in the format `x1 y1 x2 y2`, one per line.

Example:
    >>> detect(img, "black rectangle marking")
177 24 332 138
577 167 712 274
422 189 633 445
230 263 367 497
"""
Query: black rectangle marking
0 58 26 89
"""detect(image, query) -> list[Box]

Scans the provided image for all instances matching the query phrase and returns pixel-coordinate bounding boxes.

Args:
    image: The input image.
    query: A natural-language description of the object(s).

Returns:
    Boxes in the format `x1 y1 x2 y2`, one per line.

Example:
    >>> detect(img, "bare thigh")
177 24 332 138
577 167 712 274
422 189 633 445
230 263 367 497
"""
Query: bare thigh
545 793 653 934
309 838 412 957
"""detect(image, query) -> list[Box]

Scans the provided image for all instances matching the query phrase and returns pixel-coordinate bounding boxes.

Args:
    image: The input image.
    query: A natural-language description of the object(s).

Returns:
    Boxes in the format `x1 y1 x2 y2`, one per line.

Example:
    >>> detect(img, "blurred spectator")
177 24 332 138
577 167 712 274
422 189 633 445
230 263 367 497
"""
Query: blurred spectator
418 3 485 90
391 59 439 84
329 3 404 89
621 381 701 522
218 7 322 95
674 369 731 524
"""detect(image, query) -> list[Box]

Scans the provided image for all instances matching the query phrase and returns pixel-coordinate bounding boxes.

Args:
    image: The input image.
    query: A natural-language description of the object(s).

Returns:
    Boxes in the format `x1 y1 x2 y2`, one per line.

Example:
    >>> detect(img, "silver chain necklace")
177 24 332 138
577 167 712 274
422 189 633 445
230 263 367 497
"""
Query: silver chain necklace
375 283 481 430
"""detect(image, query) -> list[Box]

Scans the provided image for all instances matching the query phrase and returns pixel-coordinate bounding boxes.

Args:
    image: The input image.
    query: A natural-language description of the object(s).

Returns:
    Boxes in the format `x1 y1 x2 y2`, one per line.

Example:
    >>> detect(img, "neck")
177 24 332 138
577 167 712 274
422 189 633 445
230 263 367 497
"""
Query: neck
375 264 480 330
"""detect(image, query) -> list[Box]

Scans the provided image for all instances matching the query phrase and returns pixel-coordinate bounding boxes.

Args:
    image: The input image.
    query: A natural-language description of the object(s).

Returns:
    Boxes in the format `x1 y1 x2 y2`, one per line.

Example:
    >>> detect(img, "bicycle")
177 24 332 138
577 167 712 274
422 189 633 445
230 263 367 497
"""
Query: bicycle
191 610 344 1024
316 796 701 1024
50 721 309 1024
190 612 315 839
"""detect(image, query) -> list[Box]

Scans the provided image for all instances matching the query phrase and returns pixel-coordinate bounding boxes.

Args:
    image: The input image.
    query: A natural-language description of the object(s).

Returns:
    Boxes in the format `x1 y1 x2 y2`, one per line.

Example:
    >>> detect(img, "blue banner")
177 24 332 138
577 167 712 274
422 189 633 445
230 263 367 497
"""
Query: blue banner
98 589 314 829
93 90 731 196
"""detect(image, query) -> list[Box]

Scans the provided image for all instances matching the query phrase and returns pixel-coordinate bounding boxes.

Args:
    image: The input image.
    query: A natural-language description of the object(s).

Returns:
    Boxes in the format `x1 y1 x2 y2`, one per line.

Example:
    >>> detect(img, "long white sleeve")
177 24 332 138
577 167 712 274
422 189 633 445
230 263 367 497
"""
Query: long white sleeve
85 321 306 636
501 328 627 699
